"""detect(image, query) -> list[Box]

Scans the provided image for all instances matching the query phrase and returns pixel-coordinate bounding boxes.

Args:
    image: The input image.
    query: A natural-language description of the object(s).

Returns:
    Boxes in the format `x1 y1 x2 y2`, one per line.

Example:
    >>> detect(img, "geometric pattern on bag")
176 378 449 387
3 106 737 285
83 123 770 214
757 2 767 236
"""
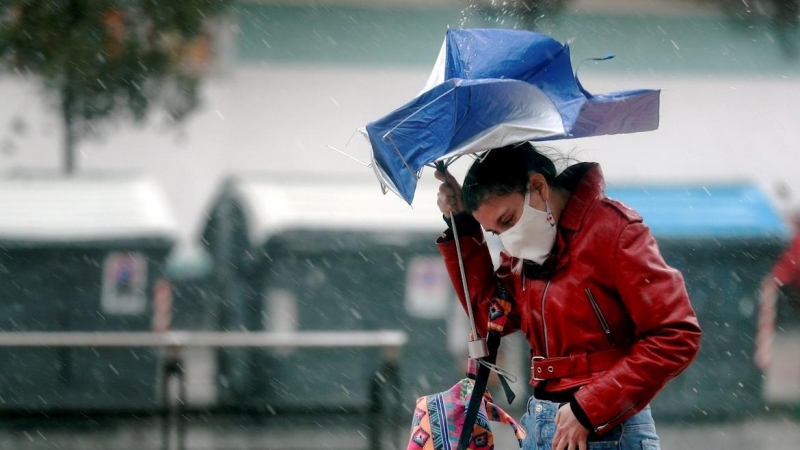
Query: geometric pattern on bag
407 378 525 450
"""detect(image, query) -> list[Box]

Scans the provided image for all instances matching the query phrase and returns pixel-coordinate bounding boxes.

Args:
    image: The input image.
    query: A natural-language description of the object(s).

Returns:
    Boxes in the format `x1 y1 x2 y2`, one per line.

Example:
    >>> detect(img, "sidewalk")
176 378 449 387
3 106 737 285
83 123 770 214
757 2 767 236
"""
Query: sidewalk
1 410 799 450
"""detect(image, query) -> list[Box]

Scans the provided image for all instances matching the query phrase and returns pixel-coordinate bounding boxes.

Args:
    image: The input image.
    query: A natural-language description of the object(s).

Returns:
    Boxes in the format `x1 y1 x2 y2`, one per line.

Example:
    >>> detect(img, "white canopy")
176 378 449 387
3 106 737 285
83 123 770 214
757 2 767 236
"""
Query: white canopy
221 176 446 247
0 175 178 243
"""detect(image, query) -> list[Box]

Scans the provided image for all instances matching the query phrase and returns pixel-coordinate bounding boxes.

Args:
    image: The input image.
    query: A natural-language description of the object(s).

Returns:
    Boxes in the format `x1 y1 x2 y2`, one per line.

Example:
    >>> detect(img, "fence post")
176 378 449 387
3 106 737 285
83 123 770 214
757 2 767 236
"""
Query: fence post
161 345 185 450
369 345 404 450
369 363 384 450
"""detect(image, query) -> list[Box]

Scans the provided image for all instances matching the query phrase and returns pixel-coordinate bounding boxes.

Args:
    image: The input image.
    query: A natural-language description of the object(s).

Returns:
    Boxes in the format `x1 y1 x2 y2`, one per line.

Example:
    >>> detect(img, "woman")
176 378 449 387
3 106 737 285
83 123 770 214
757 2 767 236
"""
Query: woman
434 142 701 450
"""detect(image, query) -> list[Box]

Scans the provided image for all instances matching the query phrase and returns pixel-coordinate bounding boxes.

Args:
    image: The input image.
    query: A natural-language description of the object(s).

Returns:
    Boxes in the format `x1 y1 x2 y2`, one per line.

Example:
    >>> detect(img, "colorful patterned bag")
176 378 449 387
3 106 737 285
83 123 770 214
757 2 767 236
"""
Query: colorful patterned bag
407 377 525 450
408 263 523 449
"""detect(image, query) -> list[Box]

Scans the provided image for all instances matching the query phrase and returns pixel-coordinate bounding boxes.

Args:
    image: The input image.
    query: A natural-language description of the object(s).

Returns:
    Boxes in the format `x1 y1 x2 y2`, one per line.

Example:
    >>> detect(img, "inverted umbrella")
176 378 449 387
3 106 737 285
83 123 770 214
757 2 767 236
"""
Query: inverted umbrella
364 28 661 205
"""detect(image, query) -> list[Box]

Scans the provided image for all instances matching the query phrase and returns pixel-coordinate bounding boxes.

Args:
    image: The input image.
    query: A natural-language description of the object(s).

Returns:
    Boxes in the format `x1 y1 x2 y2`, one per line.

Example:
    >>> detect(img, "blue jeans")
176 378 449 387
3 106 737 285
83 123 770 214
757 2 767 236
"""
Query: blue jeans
519 397 661 450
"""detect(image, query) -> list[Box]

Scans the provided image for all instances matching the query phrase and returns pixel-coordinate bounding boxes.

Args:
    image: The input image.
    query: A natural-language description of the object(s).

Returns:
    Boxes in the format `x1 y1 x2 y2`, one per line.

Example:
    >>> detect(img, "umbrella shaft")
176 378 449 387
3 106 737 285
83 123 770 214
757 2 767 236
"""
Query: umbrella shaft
450 211 481 342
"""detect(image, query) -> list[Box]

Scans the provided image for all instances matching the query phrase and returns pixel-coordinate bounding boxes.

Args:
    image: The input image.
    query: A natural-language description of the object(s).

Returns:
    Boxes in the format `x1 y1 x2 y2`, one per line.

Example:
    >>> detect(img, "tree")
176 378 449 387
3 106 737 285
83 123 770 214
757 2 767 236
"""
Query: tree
0 0 232 174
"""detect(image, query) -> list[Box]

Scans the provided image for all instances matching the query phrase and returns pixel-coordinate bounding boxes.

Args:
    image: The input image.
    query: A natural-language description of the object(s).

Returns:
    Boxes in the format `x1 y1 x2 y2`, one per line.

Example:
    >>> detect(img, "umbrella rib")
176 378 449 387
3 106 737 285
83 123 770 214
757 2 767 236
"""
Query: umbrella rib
384 134 420 180
425 155 460 172
379 85 459 181
326 145 371 167
380 86 457 141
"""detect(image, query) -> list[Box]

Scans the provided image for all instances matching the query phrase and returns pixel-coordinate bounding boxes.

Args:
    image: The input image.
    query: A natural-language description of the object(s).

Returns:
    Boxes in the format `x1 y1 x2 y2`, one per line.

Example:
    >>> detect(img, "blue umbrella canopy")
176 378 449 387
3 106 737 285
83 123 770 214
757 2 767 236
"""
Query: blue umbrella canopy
365 28 660 204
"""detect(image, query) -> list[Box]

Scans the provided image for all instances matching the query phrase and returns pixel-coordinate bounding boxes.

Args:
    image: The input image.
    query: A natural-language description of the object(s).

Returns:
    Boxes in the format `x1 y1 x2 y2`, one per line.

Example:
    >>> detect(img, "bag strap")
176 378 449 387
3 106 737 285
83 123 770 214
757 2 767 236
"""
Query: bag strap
486 283 517 404
457 329 501 450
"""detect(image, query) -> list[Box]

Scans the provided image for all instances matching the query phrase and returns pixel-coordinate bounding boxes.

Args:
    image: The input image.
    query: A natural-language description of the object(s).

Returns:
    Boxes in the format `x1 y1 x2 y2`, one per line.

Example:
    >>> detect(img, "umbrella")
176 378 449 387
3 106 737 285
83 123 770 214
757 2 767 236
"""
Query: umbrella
364 28 661 205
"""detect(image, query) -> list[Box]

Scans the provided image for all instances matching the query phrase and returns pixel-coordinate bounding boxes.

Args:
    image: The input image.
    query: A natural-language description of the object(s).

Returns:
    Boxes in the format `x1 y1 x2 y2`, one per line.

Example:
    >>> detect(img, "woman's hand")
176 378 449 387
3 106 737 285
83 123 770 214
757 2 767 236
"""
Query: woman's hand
435 169 464 215
553 403 590 450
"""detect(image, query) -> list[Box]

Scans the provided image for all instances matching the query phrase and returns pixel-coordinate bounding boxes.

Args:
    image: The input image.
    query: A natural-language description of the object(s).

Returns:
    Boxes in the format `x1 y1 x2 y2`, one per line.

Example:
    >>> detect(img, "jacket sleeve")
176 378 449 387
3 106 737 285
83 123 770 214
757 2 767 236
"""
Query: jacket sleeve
574 220 702 434
435 213 520 338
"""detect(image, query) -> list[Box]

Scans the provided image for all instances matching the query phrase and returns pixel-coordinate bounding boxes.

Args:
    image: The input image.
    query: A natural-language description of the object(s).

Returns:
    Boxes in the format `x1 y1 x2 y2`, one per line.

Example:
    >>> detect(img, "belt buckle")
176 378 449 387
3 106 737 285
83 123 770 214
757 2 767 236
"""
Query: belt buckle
531 356 545 381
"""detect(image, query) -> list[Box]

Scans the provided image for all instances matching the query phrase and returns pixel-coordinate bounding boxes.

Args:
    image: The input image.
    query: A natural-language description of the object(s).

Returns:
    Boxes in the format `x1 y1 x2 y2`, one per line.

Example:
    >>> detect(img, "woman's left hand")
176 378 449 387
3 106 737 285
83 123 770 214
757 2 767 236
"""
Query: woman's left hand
553 403 590 450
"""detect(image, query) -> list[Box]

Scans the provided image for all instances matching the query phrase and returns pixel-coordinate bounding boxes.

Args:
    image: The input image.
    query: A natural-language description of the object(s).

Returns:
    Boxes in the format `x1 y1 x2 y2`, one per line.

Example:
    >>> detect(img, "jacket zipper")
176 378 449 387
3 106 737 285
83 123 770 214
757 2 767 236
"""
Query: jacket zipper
595 402 638 433
585 287 615 346
541 280 551 357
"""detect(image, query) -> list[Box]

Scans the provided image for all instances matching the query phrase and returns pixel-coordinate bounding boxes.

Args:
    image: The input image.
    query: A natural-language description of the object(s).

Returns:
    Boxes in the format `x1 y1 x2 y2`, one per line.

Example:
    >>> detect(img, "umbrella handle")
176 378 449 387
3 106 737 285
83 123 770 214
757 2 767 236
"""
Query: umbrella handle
436 162 488 360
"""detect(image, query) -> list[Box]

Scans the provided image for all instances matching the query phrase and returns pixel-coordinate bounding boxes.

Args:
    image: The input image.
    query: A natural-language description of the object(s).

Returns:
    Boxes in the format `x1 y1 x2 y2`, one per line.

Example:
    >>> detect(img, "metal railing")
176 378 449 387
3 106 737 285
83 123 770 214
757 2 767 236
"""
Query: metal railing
0 331 408 450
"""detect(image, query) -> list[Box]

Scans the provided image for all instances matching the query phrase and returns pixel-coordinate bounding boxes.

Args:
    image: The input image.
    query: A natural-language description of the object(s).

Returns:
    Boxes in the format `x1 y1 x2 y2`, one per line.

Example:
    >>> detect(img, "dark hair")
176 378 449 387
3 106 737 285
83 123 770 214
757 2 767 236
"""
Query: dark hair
462 142 558 212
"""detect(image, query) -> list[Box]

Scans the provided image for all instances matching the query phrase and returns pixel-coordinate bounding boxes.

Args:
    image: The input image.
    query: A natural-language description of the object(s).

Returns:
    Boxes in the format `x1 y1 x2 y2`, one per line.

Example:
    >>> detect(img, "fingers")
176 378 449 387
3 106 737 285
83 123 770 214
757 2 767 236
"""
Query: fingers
434 169 464 215
552 435 585 450
437 185 460 214
552 406 589 450
434 168 461 189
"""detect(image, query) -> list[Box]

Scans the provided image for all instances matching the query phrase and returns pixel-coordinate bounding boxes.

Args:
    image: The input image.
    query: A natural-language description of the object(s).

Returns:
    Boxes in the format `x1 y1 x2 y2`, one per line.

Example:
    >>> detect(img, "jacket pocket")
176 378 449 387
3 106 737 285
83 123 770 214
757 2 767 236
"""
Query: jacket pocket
585 287 615 346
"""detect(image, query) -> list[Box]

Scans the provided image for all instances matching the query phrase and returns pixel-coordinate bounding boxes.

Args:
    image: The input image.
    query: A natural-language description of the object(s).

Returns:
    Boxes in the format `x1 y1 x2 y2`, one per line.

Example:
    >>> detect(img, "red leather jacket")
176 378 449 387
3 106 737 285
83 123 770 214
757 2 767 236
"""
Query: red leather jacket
436 163 701 434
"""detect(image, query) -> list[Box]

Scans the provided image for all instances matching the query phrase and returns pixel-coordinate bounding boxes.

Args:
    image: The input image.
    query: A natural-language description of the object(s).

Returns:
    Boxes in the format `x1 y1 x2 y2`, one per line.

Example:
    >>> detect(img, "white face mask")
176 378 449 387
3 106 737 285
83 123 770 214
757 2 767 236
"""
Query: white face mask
499 189 557 264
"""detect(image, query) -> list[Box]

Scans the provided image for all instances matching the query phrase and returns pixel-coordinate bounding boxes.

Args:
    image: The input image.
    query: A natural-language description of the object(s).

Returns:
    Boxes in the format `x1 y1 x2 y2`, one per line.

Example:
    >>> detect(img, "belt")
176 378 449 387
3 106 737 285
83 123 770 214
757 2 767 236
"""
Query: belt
531 346 630 381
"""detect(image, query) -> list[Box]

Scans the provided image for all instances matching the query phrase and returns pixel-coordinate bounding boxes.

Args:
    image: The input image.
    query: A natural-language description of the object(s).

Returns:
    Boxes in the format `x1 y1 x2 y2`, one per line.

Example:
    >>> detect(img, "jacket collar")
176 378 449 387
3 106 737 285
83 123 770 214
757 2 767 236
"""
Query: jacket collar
556 162 605 232
521 162 603 279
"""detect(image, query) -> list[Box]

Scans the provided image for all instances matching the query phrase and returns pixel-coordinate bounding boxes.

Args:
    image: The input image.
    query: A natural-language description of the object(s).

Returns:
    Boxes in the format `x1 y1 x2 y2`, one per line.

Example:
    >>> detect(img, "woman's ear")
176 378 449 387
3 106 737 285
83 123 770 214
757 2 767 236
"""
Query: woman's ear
529 173 550 202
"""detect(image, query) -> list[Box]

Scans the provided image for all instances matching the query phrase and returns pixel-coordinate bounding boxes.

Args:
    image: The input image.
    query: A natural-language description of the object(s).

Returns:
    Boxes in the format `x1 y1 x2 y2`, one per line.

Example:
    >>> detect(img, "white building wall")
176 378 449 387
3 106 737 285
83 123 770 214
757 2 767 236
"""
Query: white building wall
2 63 799 252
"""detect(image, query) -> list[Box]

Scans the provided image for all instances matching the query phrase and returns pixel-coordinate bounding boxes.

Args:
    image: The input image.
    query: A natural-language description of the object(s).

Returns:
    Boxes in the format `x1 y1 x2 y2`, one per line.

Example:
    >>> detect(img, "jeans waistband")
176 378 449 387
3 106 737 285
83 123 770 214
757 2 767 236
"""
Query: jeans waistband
527 398 562 420
527 397 655 429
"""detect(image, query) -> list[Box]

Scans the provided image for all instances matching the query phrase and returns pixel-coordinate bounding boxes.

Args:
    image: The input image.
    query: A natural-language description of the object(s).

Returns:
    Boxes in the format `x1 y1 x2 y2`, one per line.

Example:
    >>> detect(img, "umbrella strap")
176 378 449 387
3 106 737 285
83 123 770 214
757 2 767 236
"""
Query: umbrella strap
457 330 501 450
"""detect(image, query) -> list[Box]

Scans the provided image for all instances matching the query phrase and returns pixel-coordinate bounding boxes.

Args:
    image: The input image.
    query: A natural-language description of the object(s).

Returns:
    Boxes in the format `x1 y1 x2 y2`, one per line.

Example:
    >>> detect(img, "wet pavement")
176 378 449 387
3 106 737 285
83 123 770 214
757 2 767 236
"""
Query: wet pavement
1 409 799 450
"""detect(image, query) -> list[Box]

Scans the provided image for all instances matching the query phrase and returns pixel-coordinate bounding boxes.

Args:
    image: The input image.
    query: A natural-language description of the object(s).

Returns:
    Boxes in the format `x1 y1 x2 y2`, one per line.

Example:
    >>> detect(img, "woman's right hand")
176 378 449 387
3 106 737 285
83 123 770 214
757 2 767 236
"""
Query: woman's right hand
435 169 465 215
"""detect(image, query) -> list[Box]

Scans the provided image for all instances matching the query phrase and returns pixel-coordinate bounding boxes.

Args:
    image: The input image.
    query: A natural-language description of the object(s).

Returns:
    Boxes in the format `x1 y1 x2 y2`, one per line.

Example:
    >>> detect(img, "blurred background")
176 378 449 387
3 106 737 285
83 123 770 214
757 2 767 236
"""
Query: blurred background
1 0 800 449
